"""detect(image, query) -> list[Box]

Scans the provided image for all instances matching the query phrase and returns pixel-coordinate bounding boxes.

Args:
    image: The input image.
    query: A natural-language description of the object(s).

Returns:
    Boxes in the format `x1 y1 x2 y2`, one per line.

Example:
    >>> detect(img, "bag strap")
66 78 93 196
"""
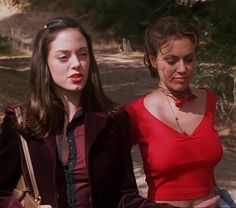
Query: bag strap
14 106 41 205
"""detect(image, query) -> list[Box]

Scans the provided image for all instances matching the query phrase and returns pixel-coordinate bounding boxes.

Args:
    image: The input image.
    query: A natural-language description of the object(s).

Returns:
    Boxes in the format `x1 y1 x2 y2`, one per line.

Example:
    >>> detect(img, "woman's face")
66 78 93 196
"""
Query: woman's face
151 37 196 92
47 28 90 96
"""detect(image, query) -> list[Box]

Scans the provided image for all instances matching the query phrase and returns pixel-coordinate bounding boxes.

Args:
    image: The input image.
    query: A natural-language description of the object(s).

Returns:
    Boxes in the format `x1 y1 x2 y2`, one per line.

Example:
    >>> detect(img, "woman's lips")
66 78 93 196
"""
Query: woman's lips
69 73 83 83
174 77 188 83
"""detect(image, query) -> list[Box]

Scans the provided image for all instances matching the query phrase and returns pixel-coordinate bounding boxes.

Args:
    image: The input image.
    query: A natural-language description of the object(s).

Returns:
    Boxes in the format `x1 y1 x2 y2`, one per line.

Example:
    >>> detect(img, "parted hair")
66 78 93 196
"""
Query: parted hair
22 17 117 138
144 16 199 78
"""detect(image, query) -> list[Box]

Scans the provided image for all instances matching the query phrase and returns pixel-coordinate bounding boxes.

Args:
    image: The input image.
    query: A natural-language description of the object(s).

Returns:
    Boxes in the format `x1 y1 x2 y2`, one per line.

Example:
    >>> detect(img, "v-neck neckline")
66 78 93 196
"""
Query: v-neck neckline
141 91 209 138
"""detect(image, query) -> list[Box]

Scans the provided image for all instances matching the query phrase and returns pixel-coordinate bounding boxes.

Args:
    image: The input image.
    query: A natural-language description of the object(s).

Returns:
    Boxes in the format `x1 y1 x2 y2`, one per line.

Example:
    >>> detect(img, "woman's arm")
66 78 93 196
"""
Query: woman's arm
0 107 21 192
115 108 175 208
0 107 23 207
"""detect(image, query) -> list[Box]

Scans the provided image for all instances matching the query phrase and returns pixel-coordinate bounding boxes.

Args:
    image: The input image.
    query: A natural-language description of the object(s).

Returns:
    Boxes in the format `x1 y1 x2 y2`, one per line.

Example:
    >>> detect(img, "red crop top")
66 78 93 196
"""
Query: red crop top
126 90 223 200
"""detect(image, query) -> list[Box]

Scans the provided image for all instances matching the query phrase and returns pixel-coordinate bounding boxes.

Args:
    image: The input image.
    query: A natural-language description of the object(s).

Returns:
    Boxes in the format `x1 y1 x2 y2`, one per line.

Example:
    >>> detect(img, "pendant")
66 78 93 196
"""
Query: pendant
175 98 186 108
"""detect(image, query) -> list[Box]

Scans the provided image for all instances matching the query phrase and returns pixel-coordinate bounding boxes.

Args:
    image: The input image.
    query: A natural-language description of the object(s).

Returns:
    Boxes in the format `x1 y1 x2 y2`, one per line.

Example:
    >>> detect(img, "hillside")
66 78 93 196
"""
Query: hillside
0 2 78 55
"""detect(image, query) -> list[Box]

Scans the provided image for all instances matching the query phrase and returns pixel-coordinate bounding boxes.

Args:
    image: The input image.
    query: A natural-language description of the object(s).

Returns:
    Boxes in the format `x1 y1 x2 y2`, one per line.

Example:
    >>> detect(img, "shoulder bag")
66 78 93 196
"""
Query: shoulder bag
215 187 236 208
13 106 41 208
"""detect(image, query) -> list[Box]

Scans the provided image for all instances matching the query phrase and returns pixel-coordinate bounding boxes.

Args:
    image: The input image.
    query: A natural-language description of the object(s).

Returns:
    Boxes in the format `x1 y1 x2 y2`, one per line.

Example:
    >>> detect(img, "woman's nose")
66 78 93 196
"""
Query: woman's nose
71 55 81 69
177 60 187 73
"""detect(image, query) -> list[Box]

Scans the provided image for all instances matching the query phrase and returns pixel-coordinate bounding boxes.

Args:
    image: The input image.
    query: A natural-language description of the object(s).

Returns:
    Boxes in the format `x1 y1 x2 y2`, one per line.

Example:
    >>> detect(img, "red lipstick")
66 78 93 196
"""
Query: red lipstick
69 73 83 83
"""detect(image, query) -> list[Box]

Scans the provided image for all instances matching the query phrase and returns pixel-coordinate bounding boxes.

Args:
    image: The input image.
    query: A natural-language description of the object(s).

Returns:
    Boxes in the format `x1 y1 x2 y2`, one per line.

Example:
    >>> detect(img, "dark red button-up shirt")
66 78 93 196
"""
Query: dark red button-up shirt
57 111 91 208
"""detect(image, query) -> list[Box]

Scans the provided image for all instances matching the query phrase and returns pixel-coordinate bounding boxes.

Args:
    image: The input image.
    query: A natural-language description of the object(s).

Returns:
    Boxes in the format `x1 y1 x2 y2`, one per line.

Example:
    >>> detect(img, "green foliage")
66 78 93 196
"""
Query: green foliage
194 65 233 101
75 0 177 44
0 36 11 55
75 0 93 13
191 0 236 66
193 64 234 124
199 41 236 66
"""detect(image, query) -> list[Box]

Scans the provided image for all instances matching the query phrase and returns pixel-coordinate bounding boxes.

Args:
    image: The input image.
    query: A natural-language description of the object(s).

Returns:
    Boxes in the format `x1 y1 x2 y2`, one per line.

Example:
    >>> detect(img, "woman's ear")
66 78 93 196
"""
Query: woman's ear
149 55 157 69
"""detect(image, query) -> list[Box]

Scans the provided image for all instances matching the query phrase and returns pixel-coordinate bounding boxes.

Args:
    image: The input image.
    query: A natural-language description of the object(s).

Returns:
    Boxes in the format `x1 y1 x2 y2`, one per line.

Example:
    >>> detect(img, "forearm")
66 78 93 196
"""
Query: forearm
119 193 177 208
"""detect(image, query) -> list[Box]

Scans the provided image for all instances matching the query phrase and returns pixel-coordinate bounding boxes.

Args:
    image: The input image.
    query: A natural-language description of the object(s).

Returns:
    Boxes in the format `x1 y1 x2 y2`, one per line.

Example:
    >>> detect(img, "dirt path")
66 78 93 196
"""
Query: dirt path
0 5 77 57
0 51 235 201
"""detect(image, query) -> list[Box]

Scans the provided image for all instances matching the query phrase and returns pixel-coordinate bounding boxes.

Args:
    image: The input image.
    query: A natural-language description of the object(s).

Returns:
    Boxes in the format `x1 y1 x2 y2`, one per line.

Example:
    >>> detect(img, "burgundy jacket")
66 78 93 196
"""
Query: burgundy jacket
0 107 174 208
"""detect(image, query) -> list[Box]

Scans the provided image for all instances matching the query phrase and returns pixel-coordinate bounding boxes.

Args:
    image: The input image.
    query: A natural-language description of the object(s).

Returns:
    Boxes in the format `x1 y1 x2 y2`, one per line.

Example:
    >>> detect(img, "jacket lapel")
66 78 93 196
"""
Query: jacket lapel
84 112 108 162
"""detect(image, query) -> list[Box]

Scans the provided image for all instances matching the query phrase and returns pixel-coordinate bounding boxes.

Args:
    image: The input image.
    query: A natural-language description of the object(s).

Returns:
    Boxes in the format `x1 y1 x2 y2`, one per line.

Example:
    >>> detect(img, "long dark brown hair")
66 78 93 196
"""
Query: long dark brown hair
22 17 117 138
144 16 199 78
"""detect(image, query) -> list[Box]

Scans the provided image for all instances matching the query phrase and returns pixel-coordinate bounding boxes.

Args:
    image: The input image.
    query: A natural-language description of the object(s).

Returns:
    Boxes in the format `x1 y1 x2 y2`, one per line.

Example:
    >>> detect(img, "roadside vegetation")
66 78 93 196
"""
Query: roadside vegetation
0 36 11 55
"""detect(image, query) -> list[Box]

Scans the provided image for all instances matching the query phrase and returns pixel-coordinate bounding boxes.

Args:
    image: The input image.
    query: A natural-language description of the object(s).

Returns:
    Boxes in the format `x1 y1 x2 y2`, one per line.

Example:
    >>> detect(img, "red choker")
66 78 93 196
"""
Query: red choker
159 86 198 108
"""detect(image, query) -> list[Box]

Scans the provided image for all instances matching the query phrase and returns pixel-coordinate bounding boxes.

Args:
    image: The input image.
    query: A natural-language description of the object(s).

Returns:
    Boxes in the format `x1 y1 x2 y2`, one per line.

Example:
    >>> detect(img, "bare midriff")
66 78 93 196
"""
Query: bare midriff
155 192 215 207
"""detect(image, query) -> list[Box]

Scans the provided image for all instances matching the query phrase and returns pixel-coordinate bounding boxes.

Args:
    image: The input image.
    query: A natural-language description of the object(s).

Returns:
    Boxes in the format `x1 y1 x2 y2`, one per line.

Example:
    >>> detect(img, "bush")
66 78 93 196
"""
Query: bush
193 63 234 125
0 36 11 55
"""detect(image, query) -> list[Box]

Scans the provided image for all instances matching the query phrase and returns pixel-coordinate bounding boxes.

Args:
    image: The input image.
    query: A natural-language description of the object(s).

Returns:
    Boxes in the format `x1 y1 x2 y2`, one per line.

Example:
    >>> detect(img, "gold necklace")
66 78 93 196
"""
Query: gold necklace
164 93 187 135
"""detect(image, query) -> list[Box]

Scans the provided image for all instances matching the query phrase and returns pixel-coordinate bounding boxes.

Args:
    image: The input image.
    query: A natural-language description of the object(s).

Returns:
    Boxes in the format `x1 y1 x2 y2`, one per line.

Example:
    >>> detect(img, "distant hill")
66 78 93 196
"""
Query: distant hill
0 1 77 55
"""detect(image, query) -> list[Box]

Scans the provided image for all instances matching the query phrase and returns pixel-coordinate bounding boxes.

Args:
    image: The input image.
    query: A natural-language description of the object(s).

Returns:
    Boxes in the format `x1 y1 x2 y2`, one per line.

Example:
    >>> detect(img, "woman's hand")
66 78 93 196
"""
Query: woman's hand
193 195 220 208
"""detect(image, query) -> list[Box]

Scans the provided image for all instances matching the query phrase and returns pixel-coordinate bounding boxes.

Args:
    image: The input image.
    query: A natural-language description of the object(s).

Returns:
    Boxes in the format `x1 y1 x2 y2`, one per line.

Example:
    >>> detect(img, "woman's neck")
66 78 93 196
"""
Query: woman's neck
158 82 191 97
158 83 197 108
65 100 81 122
56 89 81 122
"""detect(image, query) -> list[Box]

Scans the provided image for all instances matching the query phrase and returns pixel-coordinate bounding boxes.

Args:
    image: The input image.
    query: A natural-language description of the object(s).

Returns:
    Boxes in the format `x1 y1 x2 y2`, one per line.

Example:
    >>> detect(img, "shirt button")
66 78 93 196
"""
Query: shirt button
56 193 59 198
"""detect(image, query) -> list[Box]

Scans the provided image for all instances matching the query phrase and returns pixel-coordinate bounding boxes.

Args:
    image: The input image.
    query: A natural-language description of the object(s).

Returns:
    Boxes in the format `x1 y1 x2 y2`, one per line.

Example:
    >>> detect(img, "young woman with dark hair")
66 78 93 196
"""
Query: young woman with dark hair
0 17 174 208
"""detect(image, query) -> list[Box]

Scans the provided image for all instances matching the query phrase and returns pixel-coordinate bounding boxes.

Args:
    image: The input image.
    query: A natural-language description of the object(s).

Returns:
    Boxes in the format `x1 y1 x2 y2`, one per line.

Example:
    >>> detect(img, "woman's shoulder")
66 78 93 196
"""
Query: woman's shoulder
192 87 216 113
5 105 17 114
110 105 129 121
192 87 215 100
3 104 25 123
2 105 18 123
125 96 145 113
0 106 20 140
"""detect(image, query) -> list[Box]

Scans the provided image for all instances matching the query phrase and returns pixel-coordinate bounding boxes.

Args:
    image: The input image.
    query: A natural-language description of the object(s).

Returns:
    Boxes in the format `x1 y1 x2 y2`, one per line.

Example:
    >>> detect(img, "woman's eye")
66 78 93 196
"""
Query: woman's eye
184 57 194 63
79 53 88 57
58 56 68 61
166 59 177 65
